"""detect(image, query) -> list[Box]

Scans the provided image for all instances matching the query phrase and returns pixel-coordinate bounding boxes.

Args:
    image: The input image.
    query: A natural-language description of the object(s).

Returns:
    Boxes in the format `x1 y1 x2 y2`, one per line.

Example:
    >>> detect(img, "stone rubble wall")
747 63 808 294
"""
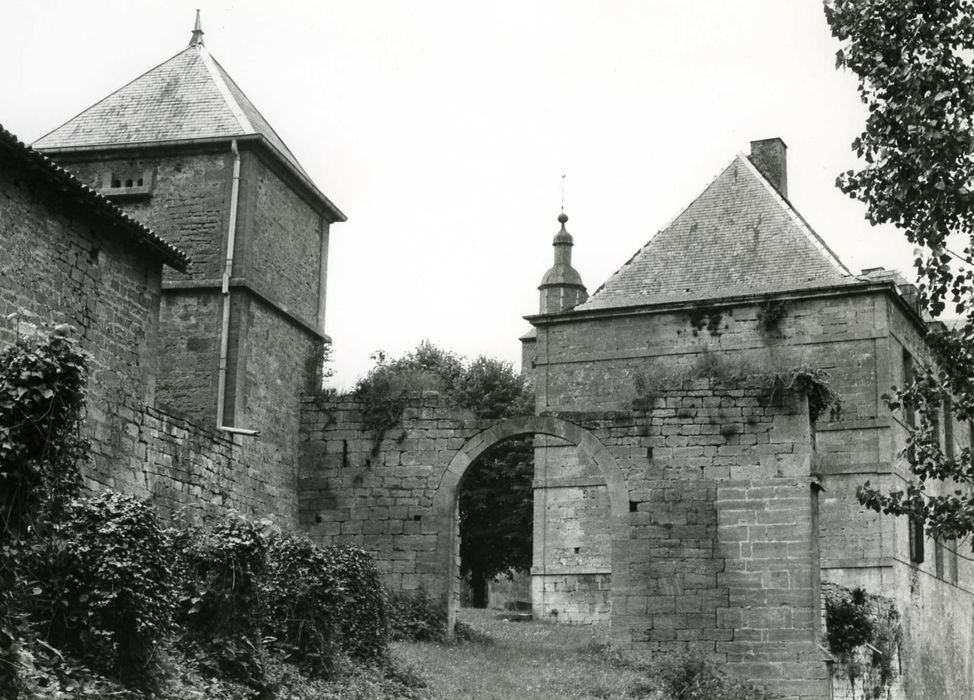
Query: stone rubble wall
86 400 298 528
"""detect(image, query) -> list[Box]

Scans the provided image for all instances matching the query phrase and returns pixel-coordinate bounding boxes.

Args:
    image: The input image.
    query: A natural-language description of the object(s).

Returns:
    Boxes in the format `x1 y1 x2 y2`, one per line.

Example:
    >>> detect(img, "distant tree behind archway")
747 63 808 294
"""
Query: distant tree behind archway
459 437 533 608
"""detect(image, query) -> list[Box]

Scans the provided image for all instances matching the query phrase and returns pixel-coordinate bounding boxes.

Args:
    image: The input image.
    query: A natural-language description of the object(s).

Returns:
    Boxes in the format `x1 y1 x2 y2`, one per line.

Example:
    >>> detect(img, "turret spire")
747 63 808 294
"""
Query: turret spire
189 10 205 47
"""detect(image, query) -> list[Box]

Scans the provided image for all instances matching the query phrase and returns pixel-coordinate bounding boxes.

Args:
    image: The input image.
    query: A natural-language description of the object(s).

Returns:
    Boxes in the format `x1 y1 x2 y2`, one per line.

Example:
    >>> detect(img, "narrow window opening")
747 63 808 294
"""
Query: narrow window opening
125 178 133 188
629 501 639 513
944 397 956 461
573 547 580 554
137 177 144 187
950 540 959 584
909 516 925 564
903 349 916 429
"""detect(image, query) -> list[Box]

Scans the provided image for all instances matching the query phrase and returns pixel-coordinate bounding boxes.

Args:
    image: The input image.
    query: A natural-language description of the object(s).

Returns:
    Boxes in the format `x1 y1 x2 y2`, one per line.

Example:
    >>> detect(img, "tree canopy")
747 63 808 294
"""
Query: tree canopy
353 342 534 605
825 0 974 540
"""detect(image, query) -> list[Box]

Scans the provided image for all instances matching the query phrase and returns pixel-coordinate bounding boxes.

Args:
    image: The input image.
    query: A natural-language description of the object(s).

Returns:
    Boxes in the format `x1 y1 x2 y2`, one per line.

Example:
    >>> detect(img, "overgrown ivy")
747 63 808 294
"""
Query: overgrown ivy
824 582 901 697
351 342 531 455
0 329 392 697
0 328 87 537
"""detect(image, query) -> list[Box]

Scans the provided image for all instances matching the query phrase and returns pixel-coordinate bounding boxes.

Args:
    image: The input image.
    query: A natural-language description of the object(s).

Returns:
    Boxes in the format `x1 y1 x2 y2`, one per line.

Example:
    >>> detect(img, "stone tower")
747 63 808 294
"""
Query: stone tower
34 13 344 461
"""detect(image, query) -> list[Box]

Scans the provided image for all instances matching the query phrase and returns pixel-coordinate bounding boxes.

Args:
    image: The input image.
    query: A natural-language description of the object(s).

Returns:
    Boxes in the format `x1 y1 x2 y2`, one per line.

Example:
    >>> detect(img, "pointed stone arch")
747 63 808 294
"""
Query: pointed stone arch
432 415 630 634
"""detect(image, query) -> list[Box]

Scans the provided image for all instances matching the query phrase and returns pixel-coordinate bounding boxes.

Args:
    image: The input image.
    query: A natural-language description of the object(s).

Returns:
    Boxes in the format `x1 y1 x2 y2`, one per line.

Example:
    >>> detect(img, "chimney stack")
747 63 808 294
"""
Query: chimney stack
749 137 788 198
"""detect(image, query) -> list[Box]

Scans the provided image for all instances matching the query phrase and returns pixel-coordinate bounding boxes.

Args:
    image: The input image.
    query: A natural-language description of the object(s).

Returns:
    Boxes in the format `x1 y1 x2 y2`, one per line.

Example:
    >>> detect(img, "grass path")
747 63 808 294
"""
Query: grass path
392 609 653 699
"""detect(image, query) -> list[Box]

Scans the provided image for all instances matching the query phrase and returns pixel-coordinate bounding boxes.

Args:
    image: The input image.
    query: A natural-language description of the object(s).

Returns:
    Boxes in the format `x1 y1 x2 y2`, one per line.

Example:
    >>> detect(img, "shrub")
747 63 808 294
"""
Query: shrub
317 545 388 662
0 329 87 538
264 534 342 676
28 491 175 689
387 588 448 642
654 653 780 700
824 582 901 696
175 513 270 689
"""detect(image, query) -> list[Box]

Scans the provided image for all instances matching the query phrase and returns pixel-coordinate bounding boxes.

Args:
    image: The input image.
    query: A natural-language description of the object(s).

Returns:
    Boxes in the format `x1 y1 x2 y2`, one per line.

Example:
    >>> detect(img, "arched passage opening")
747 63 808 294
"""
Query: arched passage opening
433 416 629 635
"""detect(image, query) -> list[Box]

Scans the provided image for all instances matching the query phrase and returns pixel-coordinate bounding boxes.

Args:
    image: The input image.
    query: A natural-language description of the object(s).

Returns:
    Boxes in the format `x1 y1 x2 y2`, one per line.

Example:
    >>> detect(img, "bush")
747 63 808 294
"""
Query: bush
265 536 387 673
654 653 780 700
0 330 87 536
317 545 388 662
264 534 342 676
387 588 448 642
27 491 175 689
175 513 270 689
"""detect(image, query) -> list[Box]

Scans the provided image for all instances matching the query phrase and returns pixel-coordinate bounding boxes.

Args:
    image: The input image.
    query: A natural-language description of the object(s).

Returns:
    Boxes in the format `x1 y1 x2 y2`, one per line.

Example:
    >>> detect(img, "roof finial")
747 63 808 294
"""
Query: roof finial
560 173 566 213
189 9 204 47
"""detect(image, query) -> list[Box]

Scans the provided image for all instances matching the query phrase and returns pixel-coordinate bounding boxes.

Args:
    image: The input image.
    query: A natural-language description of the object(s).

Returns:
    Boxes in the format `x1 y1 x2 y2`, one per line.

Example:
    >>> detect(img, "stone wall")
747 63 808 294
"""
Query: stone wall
299 384 828 698
88 401 297 527
246 154 323 325
0 152 162 412
1 148 299 528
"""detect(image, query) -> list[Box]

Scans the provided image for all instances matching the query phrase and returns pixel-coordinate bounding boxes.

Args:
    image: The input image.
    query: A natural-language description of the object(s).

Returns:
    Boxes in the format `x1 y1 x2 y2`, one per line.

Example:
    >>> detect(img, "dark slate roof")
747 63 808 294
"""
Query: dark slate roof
577 154 856 311
34 45 309 176
0 124 189 271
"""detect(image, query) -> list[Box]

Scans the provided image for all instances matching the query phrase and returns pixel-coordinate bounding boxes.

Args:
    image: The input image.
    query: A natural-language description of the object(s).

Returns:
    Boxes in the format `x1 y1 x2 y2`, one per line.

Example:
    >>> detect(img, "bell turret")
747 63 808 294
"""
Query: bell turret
539 212 587 314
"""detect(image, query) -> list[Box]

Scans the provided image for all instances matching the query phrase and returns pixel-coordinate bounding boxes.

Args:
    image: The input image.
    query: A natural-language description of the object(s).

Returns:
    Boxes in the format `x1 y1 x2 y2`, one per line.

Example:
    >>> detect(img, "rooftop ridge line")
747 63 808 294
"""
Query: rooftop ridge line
737 150 852 277
196 45 254 134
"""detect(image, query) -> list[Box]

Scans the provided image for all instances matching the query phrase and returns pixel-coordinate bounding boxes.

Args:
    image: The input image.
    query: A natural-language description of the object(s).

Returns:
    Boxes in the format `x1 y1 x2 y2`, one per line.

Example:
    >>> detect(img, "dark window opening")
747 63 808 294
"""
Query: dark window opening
629 501 639 513
903 349 916 429
909 517 925 564
125 178 133 188
950 540 959 584
137 177 144 187
111 178 121 188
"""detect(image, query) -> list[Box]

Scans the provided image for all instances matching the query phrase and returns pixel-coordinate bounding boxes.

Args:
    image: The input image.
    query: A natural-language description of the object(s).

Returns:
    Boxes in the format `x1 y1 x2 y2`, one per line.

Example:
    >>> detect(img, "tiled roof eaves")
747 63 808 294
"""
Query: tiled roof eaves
36 134 347 223
1 124 189 271
527 279 913 326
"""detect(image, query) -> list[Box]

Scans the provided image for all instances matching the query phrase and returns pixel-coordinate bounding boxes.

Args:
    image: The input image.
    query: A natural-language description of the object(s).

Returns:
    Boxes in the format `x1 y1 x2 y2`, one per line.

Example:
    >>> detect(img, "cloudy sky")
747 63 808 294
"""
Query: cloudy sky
1 1 913 388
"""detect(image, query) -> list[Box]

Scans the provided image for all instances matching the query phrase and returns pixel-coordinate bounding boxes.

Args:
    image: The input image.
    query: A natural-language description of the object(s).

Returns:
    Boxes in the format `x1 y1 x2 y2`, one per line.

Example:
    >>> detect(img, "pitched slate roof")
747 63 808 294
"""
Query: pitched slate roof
34 43 309 179
0 124 189 271
577 154 856 311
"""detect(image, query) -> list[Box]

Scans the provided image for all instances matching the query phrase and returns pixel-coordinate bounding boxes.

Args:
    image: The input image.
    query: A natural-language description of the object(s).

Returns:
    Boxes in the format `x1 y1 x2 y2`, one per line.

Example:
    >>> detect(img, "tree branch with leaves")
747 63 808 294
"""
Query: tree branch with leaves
826 0 974 540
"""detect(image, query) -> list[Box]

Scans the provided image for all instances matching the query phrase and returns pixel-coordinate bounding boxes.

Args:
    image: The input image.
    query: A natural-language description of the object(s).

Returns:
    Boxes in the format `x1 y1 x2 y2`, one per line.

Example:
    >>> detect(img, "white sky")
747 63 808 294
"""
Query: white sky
1 1 915 389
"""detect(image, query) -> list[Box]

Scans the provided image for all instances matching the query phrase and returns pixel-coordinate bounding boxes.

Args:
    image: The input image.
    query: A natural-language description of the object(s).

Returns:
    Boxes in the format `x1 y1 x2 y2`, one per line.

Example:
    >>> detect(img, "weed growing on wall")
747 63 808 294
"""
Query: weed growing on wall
631 357 841 423
763 366 843 422
756 299 788 334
